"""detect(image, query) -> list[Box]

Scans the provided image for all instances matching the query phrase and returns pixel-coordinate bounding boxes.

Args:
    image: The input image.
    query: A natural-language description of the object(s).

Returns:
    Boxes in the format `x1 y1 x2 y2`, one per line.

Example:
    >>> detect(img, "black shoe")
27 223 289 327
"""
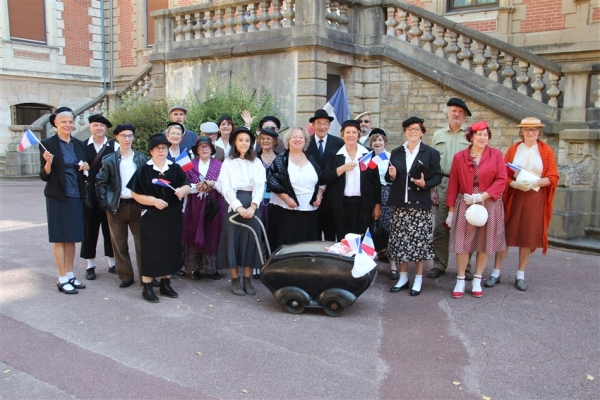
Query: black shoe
151 278 160 287
231 277 246 296
389 270 399 280
159 278 178 298
108 265 116 274
191 271 201 280
57 282 78 294
210 272 222 280
390 280 410 293
465 270 474 281
409 289 421 297
142 283 159 303
252 269 260 279
427 269 445 279
119 279 134 288
243 277 256 296
68 278 86 289
176 269 185 276
85 268 96 280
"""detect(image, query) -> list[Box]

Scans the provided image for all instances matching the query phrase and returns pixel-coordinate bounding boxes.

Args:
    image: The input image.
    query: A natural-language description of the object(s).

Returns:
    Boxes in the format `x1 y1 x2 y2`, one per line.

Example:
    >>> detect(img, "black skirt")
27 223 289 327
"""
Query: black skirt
46 197 84 243
268 205 320 252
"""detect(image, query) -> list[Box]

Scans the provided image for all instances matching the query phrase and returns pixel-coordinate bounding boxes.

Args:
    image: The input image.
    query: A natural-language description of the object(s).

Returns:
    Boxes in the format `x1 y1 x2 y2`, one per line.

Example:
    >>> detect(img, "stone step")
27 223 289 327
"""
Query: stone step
584 226 600 240
0 155 5 174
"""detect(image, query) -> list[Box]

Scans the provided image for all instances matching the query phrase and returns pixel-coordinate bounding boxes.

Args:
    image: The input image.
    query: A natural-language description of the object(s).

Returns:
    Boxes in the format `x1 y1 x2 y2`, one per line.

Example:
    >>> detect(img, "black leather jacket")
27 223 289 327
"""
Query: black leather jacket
95 151 148 214
267 150 322 205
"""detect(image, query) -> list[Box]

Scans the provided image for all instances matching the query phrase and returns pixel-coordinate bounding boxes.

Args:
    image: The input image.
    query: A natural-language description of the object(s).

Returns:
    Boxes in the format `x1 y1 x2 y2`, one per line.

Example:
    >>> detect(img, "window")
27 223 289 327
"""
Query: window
8 0 46 43
146 0 169 47
13 103 53 125
449 0 498 10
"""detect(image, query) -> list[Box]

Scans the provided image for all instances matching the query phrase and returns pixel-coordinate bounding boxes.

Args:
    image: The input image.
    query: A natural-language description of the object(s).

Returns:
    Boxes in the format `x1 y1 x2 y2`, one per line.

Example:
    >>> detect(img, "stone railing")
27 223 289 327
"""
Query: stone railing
382 1 563 109
325 0 349 32
119 65 154 104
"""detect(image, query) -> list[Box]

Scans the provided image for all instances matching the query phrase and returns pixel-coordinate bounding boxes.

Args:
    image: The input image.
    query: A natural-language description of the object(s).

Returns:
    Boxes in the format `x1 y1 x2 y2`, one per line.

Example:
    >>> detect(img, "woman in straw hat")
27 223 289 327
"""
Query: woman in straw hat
485 117 559 291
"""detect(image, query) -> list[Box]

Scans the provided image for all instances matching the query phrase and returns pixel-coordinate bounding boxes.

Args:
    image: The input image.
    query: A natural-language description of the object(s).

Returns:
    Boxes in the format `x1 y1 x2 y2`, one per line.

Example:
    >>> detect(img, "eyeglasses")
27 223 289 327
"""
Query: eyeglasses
198 145 211 150
314 122 329 127
262 125 278 130
154 146 169 151
522 128 540 133
359 119 370 124
406 128 422 133
205 132 217 135
119 134 134 140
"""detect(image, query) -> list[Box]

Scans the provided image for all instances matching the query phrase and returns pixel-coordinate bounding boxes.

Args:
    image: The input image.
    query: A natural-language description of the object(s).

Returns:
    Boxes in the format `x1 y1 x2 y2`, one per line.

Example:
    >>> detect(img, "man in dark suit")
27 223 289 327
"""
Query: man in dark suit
81 114 117 280
305 109 344 241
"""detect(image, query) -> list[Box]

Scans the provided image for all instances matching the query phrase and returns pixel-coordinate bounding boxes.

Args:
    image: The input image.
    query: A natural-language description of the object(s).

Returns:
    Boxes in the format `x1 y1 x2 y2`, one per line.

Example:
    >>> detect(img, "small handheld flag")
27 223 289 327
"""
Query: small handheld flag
358 151 374 171
18 129 47 152
152 178 176 191
360 228 376 257
368 152 389 169
175 148 193 172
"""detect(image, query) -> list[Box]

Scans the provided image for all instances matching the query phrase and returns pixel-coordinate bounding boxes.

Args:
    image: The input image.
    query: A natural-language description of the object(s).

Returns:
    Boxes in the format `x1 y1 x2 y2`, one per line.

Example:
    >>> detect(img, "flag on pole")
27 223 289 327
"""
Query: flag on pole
152 178 176 191
358 151 374 171
18 129 42 152
360 228 376 257
323 79 350 137
368 151 389 169
175 148 193 172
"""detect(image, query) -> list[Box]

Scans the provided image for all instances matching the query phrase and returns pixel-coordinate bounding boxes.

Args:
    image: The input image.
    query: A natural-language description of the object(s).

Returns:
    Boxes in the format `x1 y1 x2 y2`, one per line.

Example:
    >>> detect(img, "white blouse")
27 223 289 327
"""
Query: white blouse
336 144 370 197
271 162 319 211
218 157 266 212
215 138 231 158
403 141 421 203
512 142 543 178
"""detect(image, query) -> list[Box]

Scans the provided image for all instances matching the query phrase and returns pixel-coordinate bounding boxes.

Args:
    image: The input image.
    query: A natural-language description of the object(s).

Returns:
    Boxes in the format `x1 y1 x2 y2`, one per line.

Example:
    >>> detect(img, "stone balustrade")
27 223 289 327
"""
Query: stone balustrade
326 0 349 32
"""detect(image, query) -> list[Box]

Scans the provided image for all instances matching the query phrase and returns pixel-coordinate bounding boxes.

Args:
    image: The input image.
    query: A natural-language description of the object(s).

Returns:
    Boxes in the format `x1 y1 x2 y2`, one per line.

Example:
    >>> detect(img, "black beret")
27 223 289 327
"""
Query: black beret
49 107 74 127
259 116 281 130
257 128 279 139
113 124 136 136
166 121 185 134
148 133 170 151
309 109 334 123
341 119 361 131
368 128 386 137
229 127 255 146
88 114 112 128
218 115 233 127
446 98 472 116
192 136 216 156
402 117 425 128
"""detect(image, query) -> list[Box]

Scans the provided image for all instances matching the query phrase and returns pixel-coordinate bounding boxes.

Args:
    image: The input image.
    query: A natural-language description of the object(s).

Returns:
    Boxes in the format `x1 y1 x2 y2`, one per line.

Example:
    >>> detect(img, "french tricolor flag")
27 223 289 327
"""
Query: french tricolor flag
175 148 193 172
323 80 350 137
369 152 388 169
358 151 374 171
18 129 41 152
360 228 376 257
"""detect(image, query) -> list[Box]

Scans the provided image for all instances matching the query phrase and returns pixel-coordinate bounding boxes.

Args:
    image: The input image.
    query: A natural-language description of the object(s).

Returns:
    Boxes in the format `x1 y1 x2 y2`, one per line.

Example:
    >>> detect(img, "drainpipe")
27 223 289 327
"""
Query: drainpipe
109 0 114 90
101 0 107 92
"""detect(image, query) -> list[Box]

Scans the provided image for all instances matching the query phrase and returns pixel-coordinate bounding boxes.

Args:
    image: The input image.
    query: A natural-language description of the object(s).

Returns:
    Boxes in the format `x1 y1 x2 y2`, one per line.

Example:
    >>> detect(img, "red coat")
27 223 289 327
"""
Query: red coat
447 145 507 207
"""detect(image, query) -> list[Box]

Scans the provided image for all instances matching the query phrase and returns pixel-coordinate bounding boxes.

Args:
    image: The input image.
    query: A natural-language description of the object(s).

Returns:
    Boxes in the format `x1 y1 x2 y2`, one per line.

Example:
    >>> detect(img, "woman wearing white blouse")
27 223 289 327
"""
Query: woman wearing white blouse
217 127 266 296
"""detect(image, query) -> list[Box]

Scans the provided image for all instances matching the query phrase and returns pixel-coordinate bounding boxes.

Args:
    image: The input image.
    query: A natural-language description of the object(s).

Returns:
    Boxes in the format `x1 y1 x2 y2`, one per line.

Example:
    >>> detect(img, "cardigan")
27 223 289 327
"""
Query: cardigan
39 134 87 202
267 150 322 206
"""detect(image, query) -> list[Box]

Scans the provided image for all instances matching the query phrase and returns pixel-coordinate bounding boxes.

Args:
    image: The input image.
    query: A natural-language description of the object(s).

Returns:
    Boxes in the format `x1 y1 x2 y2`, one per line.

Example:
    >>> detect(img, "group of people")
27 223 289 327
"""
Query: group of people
39 98 558 302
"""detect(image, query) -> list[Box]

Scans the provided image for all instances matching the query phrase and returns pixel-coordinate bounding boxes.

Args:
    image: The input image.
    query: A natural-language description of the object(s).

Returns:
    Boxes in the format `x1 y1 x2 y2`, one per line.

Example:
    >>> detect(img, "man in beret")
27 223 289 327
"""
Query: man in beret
199 121 225 162
355 111 372 146
167 105 199 157
96 124 149 288
429 98 474 280
306 109 344 241
81 114 117 280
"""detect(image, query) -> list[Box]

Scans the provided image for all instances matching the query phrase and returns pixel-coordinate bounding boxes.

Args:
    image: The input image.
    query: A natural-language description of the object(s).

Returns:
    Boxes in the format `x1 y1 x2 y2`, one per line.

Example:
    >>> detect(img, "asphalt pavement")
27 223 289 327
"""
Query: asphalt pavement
0 180 598 399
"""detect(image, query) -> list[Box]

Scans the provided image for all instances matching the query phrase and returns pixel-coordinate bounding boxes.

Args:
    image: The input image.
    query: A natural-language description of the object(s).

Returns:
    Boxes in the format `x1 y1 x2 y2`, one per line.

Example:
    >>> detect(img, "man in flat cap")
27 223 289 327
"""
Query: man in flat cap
199 122 225 162
306 109 344 240
81 114 117 280
167 105 199 158
428 98 474 280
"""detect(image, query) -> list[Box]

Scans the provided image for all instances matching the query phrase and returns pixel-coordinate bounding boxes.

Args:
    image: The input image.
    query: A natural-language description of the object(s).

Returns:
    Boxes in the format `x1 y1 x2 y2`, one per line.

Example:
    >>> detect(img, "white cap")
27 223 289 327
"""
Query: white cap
200 122 219 133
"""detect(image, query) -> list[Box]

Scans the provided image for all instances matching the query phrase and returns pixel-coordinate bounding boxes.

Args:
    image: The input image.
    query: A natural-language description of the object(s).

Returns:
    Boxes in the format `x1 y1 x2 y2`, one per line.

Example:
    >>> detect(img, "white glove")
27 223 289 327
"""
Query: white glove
510 181 531 192
525 179 540 188
463 193 483 205
445 211 454 228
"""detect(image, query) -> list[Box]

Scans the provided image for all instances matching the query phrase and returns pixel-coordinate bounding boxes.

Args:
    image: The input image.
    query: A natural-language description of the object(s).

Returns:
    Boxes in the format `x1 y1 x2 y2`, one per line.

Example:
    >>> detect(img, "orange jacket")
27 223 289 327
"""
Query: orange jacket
503 140 559 254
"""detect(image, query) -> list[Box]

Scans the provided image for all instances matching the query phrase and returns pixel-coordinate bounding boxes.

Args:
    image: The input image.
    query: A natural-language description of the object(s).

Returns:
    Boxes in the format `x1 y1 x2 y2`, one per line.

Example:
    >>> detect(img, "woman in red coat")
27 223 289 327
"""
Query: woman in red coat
446 121 507 299
485 117 559 291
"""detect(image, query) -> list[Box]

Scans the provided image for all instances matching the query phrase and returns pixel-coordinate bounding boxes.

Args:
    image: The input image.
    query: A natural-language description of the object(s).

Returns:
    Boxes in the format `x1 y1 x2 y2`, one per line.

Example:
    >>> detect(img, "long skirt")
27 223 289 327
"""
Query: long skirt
505 188 545 249
46 197 84 243
268 205 320 252
450 192 506 254
140 204 183 277
388 206 434 263
217 191 264 270
379 185 392 235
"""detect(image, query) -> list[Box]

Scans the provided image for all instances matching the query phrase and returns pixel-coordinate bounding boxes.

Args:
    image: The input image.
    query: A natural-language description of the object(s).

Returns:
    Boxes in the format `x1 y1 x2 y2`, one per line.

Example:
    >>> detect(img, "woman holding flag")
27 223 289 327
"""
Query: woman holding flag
321 119 381 240
127 134 191 303
386 117 442 296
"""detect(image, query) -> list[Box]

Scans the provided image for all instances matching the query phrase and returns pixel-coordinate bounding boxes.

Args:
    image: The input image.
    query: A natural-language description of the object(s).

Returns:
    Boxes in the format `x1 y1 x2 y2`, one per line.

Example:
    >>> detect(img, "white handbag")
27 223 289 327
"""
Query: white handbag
465 202 488 227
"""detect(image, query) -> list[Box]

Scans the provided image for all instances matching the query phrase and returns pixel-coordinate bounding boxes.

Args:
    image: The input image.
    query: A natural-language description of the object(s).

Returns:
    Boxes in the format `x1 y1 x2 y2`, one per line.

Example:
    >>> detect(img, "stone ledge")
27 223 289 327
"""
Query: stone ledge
549 237 600 255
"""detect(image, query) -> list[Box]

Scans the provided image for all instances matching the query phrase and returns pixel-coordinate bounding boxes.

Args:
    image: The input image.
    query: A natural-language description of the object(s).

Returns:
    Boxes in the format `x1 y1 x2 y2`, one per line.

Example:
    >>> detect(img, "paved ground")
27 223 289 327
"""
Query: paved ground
0 180 598 400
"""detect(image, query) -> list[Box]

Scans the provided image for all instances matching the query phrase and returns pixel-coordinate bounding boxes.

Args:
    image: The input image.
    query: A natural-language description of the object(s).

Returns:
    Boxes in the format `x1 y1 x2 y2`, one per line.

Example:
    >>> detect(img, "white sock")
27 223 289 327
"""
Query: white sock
453 276 465 293
58 276 74 290
394 272 408 288
67 272 74 280
472 275 482 292
516 270 525 280
412 275 422 291
107 257 115 267
86 259 96 269
491 269 500 278
59 276 69 284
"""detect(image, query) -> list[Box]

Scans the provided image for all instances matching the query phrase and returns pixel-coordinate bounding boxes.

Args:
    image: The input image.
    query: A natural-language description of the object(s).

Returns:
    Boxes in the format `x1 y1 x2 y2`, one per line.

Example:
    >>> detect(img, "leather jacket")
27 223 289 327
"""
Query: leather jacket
95 151 148 214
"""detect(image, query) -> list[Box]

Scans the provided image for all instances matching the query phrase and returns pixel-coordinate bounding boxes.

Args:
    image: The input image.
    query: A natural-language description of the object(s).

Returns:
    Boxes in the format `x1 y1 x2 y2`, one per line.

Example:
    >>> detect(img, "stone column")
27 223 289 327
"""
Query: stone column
296 48 329 125
560 64 592 122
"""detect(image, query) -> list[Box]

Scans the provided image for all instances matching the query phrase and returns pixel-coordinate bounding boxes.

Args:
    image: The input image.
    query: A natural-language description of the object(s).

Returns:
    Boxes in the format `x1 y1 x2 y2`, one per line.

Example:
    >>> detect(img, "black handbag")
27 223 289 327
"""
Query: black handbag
204 196 219 221
371 220 389 253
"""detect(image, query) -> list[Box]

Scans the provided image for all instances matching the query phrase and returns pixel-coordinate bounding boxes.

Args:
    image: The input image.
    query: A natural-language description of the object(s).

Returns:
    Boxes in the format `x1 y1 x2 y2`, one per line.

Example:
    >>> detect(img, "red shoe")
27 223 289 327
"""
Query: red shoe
451 289 464 299
472 290 483 298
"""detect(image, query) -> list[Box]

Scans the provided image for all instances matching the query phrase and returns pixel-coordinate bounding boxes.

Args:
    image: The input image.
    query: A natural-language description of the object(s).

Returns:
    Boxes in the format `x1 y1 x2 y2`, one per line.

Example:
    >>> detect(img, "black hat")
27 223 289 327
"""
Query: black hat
259 115 281 130
218 115 233 127
192 136 216 156
257 128 279 139
88 114 112 128
229 127 255 147
148 133 170 152
113 124 136 136
341 119 360 131
166 121 185 134
309 109 334 123
49 107 74 127
402 117 425 128
446 98 471 116
368 128 386 137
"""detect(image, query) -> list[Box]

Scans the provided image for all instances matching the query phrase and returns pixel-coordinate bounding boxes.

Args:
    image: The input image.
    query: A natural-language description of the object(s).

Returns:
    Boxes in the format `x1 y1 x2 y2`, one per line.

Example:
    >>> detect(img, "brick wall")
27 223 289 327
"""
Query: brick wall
593 7 600 22
63 0 92 66
520 0 566 33
118 0 135 67
463 20 497 33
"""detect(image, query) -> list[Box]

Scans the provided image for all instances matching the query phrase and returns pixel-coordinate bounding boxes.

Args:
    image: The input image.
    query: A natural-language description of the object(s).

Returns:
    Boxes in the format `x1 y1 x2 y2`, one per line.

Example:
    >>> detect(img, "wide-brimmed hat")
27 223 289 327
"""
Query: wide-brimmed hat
341 119 360 131
309 109 334 123
446 98 472 117
200 122 219 134
88 114 112 128
257 128 279 139
148 133 170 151
113 124 136 136
368 128 386 138
402 116 425 129
50 107 74 127
192 136 216 156
169 105 187 114
518 117 545 128
259 116 281 130
229 127 255 147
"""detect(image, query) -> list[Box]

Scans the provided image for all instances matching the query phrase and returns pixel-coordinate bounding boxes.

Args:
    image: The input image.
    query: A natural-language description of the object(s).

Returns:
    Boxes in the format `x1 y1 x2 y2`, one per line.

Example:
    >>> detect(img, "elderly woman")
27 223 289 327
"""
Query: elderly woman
446 121 507 299
267 127 324 251
182 136 226 281
321 119 381 239
199 121 225 162
215 115 235 158
386 117 442 296
127 134 191 302
218 127 266 296
165 122 187 162
40 107 90 294
486 117 559 291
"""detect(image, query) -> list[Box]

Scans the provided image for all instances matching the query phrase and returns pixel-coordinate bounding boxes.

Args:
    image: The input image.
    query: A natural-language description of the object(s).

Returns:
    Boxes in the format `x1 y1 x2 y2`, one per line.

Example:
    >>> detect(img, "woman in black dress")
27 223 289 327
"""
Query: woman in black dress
128 134 191 302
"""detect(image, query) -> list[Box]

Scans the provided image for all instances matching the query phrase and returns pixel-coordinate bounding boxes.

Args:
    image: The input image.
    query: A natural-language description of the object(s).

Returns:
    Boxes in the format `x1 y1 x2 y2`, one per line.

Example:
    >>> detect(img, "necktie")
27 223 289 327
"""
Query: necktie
318 139 324 158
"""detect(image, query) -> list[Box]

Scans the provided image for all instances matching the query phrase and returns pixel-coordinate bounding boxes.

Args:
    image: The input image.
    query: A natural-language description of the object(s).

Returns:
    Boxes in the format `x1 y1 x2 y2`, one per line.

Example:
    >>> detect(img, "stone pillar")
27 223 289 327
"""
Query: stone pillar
4 126 42 177
294 0 327 26
560 64 592 122
149 61 166 99
296 48 328 125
